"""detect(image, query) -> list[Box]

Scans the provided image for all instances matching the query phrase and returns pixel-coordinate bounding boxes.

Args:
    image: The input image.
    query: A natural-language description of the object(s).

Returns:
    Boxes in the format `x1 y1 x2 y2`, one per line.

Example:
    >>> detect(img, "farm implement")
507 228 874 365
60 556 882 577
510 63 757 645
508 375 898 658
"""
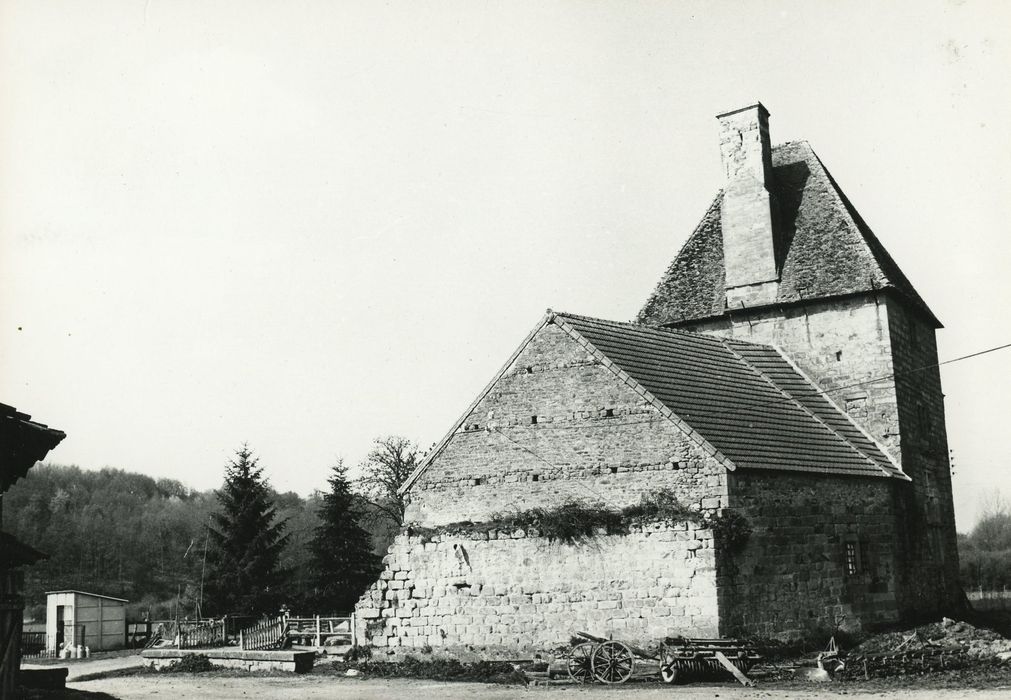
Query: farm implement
565 631 759 686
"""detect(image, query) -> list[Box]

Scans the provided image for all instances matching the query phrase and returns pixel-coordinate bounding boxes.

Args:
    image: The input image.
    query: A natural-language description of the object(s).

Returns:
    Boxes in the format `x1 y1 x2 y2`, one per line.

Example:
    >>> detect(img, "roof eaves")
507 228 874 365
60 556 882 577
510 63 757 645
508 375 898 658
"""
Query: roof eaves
552 314 738 471
44 590 129 602
398 310 558 496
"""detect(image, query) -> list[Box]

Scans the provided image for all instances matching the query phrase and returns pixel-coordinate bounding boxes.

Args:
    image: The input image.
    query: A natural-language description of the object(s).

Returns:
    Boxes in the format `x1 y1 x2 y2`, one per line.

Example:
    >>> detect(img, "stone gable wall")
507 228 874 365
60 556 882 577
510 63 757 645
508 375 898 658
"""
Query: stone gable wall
355 522 718 656
720 471 901 640
406 321 729 526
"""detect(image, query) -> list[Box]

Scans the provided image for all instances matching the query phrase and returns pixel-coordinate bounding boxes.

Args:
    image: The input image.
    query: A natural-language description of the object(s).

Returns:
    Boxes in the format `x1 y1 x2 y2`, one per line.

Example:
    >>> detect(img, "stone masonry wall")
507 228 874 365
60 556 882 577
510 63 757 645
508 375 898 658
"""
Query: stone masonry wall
355 521 718 656
720 471 901 640
885 298 961 618
406 321 729 526
679 293 961 624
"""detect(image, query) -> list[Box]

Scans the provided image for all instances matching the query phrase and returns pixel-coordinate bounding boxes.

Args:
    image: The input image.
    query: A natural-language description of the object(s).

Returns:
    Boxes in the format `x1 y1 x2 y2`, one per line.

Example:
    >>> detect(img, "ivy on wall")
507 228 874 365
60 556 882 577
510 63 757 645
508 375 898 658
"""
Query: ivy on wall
406 490 750 548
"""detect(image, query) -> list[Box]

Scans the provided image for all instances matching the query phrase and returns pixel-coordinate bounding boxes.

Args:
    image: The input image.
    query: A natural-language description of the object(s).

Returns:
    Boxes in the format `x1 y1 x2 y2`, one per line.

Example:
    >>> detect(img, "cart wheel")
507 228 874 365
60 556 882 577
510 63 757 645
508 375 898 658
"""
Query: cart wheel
660 648 680 684
566 642 594 684
591 640 634 684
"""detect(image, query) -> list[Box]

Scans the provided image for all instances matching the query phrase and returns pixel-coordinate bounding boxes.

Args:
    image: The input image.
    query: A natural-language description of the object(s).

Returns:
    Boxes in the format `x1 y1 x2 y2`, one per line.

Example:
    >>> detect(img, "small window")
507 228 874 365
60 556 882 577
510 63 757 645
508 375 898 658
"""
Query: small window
471 477 484 486
604 408 615 418
609 466 618 475
531 474 539 482
530 415 538 425
844 541 861 576
835 350 843 362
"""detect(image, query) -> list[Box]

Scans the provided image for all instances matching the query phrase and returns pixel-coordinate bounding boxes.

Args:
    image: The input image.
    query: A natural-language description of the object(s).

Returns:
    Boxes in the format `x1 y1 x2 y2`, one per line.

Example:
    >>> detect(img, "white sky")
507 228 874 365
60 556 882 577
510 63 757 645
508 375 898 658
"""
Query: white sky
2 1 1009 530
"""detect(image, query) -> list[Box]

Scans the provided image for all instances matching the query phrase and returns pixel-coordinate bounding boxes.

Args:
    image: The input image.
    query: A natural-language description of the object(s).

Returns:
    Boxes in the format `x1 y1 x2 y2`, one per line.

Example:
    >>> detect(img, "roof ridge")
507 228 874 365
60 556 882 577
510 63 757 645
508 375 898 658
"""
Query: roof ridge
716 336 895 478
555 310 777 350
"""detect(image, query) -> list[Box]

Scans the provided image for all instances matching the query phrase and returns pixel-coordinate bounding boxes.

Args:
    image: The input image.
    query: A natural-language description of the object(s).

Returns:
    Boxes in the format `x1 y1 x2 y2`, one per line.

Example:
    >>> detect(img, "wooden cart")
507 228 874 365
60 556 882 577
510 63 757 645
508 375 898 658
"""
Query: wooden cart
565 632 758 686
566 632 662 684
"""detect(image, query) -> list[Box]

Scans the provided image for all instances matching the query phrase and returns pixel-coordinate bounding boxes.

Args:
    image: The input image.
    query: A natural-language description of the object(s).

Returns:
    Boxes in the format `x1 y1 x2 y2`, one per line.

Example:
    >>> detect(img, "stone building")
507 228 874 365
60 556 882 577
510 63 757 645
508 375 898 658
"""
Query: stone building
354 103 960 653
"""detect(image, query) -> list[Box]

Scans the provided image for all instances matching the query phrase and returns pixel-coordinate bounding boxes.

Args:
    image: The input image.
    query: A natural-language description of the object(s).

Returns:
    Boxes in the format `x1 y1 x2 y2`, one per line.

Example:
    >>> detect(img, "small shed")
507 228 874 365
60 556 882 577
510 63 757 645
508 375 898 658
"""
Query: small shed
46 590 128 651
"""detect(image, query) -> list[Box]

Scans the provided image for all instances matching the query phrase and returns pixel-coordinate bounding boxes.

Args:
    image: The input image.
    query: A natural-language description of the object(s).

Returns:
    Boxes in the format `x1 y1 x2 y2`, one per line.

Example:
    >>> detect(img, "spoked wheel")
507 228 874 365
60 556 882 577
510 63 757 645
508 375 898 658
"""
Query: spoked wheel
566 642 594 684
591 640 634 684
660 648 680 684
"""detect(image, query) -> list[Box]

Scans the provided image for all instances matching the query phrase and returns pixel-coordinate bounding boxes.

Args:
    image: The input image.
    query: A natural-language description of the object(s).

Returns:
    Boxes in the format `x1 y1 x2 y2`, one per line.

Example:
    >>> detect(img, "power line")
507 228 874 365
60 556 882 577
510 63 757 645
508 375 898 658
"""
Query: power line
820 341 1011 397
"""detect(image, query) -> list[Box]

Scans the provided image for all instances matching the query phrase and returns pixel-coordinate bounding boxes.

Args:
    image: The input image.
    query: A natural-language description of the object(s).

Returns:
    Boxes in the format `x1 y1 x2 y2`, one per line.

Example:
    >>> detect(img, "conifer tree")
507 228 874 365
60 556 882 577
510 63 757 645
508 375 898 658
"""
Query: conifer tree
309 460 380 613
204 445 290 616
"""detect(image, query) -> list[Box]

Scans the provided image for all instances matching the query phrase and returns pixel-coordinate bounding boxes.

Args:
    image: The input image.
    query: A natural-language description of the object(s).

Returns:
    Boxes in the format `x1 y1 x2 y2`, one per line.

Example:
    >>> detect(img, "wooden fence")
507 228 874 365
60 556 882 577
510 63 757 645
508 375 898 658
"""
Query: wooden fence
239 615 288 651
178 619 227 649
19 631 52 659
967 589 1011 611
287 615 356 648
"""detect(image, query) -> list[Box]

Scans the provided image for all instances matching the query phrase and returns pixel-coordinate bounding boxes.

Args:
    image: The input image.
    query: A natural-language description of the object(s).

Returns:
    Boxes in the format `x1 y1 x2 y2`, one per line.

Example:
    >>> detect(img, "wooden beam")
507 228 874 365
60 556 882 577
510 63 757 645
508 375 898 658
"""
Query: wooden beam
714 651 753 687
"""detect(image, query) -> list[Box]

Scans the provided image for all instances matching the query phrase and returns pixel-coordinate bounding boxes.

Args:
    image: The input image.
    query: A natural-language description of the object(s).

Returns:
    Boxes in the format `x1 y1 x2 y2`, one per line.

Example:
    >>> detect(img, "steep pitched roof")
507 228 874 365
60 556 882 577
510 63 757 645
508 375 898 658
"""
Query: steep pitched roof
401 311 905 493
558 313 905 480
637 141 940 327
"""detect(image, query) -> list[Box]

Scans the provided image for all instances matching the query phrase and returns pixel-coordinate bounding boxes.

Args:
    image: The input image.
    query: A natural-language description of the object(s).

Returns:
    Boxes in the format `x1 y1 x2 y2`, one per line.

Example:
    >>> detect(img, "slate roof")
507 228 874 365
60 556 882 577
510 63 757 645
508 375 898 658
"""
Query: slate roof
637 141 940 328
556 312 905 480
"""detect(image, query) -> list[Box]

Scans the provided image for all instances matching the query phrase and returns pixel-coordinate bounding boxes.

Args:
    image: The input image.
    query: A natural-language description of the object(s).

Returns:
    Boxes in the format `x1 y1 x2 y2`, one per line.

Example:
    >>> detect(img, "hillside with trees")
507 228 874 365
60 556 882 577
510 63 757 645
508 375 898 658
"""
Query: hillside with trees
1 456 400 621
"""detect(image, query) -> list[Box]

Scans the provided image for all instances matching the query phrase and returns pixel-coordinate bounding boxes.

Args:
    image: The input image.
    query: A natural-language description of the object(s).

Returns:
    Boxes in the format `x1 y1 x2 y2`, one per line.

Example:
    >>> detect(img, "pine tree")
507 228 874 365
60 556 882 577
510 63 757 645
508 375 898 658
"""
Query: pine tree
309 460 380 613
204 445 290 616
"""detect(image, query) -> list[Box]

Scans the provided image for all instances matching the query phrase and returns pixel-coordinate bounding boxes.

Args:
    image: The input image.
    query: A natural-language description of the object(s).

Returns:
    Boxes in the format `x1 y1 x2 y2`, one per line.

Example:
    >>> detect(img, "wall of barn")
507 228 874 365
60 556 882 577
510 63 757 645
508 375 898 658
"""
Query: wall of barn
354 521 719 656
359 319 733 654
405 320 729 527
718 471 901 640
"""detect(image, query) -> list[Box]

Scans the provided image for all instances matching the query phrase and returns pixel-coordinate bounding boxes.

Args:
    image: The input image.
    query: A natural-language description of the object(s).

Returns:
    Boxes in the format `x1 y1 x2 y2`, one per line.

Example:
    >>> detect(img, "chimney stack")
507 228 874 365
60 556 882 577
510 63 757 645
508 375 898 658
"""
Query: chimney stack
717 103 780 308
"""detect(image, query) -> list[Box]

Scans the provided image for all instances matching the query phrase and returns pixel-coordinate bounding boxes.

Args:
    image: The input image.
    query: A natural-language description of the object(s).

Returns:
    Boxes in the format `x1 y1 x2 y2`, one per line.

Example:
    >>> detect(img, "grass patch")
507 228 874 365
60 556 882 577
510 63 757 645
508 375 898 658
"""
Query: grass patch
408 490 708 545
332 656 527 684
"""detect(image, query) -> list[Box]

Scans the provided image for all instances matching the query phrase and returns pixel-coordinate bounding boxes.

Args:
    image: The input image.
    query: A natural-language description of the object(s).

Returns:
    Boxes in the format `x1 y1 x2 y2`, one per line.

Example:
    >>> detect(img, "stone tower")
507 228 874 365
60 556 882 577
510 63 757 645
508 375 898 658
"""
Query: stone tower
638 103 960 620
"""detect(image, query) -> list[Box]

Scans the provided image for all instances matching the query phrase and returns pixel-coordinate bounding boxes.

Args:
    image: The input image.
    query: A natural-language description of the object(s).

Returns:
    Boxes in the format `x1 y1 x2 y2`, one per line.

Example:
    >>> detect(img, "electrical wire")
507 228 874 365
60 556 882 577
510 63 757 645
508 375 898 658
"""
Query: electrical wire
818 341 1011 396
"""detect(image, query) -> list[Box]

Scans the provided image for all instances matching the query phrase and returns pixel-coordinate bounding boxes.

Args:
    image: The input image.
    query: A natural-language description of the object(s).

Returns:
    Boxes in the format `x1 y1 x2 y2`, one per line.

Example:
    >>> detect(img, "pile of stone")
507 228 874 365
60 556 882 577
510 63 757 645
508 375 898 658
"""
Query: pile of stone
852 618 1011 660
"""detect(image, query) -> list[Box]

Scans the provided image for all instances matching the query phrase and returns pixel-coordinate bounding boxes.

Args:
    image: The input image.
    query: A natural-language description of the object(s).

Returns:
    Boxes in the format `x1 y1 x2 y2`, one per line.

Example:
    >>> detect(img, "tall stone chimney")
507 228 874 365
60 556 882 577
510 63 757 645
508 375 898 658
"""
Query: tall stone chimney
717 103 780 308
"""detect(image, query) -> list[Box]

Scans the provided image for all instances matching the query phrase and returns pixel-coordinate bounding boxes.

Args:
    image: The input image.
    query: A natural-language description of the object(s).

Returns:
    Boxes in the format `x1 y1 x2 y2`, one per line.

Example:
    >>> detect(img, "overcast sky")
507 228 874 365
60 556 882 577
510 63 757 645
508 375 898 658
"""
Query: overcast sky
2 1 1009 530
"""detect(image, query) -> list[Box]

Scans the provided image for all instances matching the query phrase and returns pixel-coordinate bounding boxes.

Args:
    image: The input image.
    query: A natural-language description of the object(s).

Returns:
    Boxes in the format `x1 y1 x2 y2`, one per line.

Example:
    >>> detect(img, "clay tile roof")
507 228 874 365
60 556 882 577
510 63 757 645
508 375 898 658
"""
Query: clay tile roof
637 141 940 328
556 312 905 480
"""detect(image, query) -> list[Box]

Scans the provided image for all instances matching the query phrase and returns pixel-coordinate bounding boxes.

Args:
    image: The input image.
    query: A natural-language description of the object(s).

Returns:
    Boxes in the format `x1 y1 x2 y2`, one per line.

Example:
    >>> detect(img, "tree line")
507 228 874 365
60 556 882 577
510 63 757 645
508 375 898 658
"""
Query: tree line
959 496 1011 591
2 436 417 621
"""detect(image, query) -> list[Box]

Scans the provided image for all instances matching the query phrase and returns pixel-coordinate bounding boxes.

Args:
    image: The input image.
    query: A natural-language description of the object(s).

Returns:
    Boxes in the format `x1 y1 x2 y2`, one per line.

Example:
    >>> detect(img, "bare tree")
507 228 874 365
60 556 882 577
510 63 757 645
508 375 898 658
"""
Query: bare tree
354 435 419 527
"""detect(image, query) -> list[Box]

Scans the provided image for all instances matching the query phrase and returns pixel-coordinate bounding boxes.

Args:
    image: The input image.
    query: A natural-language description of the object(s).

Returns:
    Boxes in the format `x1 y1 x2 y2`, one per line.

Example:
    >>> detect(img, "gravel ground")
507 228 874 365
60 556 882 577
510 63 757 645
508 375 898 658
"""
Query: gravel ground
69 671 1011 700
68 674 1011 699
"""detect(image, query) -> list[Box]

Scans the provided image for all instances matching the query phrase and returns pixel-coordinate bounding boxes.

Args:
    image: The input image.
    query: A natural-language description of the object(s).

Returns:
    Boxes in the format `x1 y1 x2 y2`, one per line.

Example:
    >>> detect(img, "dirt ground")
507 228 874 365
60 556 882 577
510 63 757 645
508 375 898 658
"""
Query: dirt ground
68 675 1011 699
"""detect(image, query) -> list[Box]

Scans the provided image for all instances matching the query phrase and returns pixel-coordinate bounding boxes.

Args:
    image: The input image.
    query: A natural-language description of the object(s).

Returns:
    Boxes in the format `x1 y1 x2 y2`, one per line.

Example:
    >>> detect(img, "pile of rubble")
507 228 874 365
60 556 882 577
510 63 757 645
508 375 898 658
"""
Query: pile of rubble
852 618 1011 660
